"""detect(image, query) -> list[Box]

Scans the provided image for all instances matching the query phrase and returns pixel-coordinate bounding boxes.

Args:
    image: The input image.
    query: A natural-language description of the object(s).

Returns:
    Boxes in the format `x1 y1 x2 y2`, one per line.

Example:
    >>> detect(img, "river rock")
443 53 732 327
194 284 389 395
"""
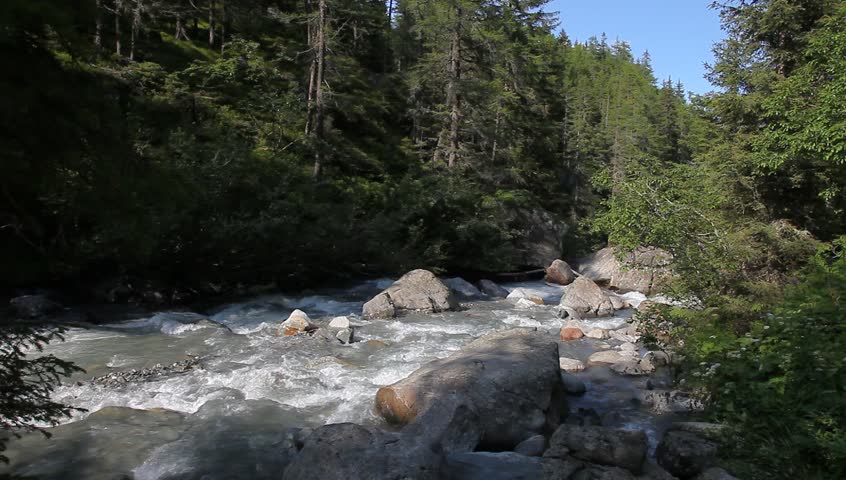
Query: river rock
641 390 705 414
643 351 672 367
335 328 353 344
587 350 625 365
328 316 350 328
586 328 609 339
694 468 739 480
478 279 510 298
546 259 576 285
610 360 652 376
9 294 62 318
375 329 564 449
656 431 717 479
545 424 647 473
575 247 672 295
90 356 201 387
560 319 586 341
507 288 545 305
668 422 725 441
279 309 314 334
559 277 615 318
561 372 587 395
444 452 542 479
362 269 458 319
514 435 546 457
515 298 542 309
444 277 483 299
559 357 586 373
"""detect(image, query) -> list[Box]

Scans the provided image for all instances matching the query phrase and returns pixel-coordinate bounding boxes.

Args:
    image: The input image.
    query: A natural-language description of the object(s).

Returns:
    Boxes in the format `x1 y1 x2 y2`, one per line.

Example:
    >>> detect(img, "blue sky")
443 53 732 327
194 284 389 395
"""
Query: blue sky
548 0 725 94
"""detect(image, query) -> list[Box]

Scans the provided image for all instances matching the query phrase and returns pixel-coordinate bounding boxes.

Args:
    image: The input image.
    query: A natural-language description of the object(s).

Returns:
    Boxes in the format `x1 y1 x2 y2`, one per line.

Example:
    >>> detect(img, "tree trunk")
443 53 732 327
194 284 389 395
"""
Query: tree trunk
220 0 227 54
311 0 328 178
446 6 462 169
208 0 215 47
115 0 123 56
175 13 189 41
130 0 141 61
94 0 103 50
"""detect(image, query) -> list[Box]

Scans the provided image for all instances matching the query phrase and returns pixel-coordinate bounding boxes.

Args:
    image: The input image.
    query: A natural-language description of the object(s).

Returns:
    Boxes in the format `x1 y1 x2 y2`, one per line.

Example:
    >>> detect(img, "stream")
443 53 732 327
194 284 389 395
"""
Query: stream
0 279 676 480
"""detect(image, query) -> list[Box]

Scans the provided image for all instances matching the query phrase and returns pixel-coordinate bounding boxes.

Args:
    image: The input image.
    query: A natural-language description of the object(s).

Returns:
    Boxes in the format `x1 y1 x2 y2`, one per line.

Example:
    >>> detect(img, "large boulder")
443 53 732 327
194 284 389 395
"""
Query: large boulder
546 259 576 286
444 277 484 300
559 277 616 318
362 269 458 319
508 207 567 268
545 424 648 473
478 279 510 298
375 329 565 449
575 247 672 295
656 431 717 479
9 294 62 319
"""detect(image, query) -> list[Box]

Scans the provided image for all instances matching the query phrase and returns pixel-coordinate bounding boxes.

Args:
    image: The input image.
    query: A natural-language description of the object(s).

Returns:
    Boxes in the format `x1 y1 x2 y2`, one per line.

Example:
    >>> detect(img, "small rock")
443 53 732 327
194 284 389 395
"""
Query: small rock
478 279 510 298
641 390 705 414
507 288 545 305
587 350 624 366
620 342 637 352
329 316 350 328
610 331 637 344
336 328 354 344
657 431 717 479
609 295 630 310
546 259 576 286
559 357 586 373
643 351 671 367
280 309 313 333
610 360 650 376
514 435 546 457
365 340 388 348
560 372 587 395
515 298 541 309
560 320 586 341
586 328 609 339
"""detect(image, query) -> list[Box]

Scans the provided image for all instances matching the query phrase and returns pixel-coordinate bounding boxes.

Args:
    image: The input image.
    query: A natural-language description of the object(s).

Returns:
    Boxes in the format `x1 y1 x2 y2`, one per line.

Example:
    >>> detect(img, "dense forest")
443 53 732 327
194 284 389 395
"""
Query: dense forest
1 0 845 478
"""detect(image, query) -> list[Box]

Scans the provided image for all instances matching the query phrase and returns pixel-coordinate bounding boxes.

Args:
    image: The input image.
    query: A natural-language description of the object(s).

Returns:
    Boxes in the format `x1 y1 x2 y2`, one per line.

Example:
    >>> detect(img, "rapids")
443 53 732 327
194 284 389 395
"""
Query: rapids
0 279 671 480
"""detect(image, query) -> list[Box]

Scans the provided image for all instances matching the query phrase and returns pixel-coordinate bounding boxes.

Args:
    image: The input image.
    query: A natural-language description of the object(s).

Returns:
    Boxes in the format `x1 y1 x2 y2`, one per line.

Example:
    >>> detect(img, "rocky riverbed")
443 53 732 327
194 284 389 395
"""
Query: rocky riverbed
1 267 730 480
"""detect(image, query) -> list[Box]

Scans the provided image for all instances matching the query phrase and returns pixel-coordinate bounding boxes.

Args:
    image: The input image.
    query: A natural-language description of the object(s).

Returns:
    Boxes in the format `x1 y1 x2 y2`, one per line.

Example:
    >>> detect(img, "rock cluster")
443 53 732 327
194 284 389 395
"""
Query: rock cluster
575 247 672 295
89 356 200 387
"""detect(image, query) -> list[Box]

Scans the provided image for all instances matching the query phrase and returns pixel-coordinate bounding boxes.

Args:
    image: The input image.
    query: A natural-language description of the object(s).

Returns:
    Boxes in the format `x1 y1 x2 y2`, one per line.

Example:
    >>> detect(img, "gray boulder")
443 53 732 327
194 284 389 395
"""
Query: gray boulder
656 431 717 479
444 277 484 300
514 435 546 457
375 329 564 449
10 294 62 319
478 279 510 298
546 259 576 286
575 247 672 295
362 269 458 319
559 277 616 318
545 424 647 473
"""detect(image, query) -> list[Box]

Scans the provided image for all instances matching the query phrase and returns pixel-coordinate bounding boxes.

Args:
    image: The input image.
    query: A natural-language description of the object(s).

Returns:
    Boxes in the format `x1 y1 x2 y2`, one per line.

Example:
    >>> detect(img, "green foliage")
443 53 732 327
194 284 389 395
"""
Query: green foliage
0 324 83 464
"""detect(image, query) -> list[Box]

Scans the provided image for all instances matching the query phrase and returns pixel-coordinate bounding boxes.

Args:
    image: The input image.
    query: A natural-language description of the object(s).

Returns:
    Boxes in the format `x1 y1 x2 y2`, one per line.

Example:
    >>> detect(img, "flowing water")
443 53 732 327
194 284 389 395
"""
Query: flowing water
0 279 674 480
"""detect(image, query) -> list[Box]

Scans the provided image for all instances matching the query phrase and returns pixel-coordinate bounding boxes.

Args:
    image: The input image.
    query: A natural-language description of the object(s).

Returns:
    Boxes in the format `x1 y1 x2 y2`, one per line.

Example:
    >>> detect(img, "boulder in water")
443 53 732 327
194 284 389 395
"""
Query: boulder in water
545 424 647 473
278 309 314 335
10 294 62 318
560 319 586 341
585 328 609 339
656 431 717 479
335 328 354 344
546 259 576 286
362 269 458 319
478 279 509 298
559 277 615 318
375 329 564 449
507 288 545 305
444 277 483 300
328 316 350 328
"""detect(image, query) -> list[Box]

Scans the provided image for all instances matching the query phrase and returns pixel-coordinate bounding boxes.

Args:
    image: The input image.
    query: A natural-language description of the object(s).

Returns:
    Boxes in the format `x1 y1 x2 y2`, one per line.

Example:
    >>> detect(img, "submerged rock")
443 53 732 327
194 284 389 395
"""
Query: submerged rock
444 277 483 300
559 277 616 318
545 424 647 473
375 329 564 449
90 356 201 387
10 294 62 318
546 259 576 286
362 269 458 319
478 279 510 298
